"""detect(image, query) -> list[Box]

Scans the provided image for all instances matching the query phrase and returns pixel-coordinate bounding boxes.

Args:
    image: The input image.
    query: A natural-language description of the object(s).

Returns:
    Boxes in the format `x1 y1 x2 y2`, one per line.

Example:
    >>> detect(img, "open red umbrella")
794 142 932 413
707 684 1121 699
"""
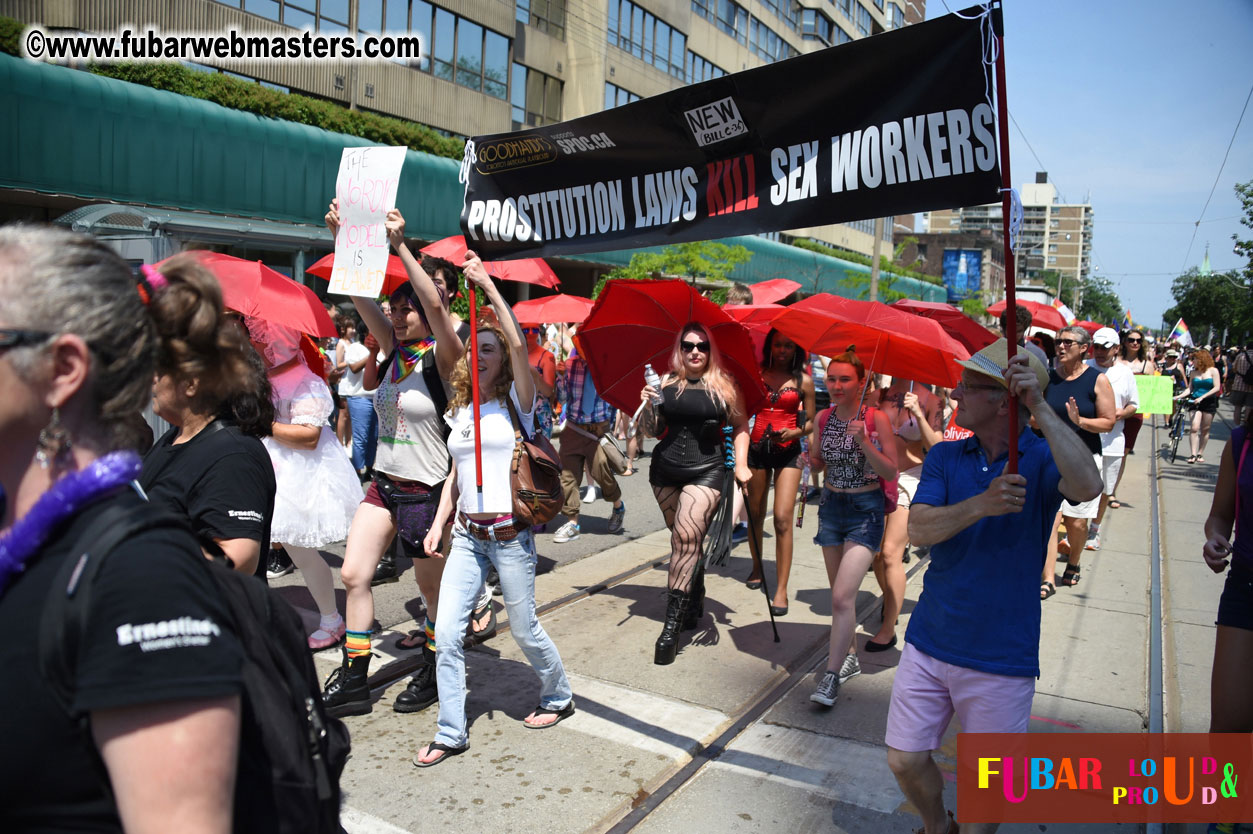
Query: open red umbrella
421 235 560 290
1074 320 1103 337
725 303 786 333
771 294 970 388
306 252 413 298
512 293 594 325
888 299 998 353
161 251 336 338
577 279 768 415
986 298 1067 331
750 278 802 305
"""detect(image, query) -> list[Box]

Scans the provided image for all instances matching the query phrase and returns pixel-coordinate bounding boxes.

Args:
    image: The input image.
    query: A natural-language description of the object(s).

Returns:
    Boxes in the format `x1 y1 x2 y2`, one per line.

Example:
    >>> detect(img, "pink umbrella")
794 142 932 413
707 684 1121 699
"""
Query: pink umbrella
421 235 560 290
750 278 802 305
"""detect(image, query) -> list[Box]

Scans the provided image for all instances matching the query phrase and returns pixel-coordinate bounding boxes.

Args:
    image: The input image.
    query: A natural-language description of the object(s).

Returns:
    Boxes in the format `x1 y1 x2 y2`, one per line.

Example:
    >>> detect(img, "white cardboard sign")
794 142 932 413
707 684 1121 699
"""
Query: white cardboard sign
329 145 407 297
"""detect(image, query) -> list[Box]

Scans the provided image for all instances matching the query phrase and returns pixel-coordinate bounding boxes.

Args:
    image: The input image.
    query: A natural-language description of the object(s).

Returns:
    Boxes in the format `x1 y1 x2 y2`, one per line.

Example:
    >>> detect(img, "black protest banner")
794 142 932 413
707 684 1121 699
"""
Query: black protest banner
460 5 1002 261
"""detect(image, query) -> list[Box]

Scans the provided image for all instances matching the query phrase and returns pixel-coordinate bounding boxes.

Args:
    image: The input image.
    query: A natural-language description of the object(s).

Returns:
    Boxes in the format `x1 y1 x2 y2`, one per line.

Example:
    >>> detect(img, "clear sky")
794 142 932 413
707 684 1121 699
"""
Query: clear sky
925 0 1253 332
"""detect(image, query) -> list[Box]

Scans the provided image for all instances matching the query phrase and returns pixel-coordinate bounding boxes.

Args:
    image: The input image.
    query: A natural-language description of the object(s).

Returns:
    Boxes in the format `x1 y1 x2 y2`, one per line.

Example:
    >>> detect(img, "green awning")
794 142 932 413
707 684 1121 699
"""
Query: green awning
1 52 943 302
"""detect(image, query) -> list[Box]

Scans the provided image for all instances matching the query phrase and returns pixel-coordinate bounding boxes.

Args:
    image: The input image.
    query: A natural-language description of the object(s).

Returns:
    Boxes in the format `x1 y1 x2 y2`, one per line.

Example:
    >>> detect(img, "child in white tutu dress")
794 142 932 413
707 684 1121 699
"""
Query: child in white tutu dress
249 317 363 649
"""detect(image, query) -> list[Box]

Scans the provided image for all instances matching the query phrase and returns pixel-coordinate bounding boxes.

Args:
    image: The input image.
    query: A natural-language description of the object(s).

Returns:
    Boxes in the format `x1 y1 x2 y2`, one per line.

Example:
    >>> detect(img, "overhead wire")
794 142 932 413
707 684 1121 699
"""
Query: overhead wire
1180 80 1253 271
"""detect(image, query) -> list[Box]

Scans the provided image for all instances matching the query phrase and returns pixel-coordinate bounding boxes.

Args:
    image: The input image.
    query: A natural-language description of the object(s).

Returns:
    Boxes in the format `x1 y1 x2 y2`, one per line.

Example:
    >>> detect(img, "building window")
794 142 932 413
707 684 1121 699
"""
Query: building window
518 0 566 41
836 0 851 19
891 3 904 30
609 0 685 78
604 81 641 110
872 0 883 10
854 1 872 35
243 0 281 21
693 0 748 45
759 0 799 32
801 8 833 44
372 3 509 99
686 50 727 83
748 16 796 63
511 63 562 129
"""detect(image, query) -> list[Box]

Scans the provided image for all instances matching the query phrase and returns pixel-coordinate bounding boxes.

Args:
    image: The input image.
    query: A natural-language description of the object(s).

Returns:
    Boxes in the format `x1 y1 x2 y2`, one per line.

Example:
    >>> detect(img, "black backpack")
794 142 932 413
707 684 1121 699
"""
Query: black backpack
1239 350 1253 386
39 492 351 834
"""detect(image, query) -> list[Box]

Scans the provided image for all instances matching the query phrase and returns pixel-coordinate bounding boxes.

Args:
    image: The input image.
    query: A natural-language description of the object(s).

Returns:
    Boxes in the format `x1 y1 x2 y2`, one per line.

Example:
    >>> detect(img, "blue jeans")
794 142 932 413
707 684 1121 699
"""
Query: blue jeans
345 395 376 471
433 523 572 747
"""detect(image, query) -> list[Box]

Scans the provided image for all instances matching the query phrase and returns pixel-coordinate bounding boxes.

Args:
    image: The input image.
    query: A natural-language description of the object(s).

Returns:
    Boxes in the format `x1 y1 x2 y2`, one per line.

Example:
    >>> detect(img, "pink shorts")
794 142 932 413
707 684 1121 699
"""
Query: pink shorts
885 643 1036 753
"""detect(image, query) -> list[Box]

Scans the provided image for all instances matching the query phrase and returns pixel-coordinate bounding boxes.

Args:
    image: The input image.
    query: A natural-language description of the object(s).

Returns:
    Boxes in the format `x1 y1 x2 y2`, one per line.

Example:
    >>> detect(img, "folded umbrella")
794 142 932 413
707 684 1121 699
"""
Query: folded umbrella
772 294 970 388
577 279 767 415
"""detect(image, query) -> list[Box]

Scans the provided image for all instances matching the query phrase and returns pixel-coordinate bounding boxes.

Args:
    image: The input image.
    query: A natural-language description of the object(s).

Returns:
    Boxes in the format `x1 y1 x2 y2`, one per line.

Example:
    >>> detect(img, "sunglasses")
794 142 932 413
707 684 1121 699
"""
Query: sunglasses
1126 338 1142 343
0 328 52 353
681 340 711 353
1056 339 1084 349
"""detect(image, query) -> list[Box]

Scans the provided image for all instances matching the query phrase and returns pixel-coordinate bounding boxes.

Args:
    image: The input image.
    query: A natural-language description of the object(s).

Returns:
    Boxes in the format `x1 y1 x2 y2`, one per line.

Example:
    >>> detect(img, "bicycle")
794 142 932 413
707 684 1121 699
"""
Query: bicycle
1167 398 1196 463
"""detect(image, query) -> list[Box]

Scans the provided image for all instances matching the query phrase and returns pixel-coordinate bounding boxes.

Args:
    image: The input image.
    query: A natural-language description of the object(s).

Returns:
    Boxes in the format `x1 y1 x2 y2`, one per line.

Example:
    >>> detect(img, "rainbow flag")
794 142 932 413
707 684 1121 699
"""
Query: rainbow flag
1167 317 1193 348
1052 298 1077 325
1122 310 1134 331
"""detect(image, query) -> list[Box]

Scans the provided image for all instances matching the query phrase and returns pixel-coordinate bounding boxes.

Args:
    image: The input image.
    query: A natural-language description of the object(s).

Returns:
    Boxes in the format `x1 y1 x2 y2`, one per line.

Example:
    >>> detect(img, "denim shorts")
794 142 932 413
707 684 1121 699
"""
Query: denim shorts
1217 562 1253 631
814 488 886 550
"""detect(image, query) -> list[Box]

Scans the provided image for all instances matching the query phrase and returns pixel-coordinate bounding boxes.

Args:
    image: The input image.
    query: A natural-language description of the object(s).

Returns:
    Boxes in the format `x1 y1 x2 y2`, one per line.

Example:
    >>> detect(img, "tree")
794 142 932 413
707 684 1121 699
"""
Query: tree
1162 267 1253 343
592 241 752 299
1235 179 1253 283
1076 275 1123 325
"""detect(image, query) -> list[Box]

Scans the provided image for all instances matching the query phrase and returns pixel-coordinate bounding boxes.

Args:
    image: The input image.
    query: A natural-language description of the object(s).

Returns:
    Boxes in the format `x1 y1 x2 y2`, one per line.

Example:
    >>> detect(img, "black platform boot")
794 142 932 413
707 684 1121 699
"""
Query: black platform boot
654 589 691 666
322 648 372 717
683 571 705 631
393 644 439 713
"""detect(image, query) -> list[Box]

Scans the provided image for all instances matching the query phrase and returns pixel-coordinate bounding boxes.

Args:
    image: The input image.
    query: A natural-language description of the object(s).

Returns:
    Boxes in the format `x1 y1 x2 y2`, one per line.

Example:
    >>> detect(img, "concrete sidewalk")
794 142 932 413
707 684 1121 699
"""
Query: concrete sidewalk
321 409 1232 833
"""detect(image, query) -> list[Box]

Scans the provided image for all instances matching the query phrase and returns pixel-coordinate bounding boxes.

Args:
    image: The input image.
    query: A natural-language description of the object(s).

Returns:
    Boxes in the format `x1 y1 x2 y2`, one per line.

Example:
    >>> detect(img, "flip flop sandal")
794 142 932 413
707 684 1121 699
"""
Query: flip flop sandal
467 602 497 644
1108 499 1121 509
396 630 426 650
1040 581 1056 600
1058 565 1081 587
524 701 576 729
412 741 470 768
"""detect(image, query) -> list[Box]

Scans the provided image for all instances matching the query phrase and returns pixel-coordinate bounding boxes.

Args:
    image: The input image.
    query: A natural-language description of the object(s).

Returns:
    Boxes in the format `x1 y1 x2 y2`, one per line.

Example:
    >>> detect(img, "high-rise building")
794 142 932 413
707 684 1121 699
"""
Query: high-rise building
0 0 918 259
927 172 1094 299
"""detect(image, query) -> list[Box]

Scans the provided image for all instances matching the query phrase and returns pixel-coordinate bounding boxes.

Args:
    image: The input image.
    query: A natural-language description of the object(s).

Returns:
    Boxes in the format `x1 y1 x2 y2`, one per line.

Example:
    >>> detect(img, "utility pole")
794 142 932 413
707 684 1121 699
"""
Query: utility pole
869 217 884 301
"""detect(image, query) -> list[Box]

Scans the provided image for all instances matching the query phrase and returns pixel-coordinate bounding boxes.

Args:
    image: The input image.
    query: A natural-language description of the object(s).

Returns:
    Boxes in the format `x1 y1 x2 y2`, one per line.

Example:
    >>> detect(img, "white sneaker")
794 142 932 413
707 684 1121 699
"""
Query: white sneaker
582 485 598 503
553 520 580 543
1085 524 1101 551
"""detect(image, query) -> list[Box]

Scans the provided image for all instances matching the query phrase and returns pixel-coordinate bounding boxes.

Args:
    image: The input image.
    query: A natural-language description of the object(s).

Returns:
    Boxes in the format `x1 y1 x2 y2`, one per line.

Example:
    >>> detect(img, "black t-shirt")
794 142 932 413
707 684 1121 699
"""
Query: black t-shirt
0 491 242 831
141 421 275 579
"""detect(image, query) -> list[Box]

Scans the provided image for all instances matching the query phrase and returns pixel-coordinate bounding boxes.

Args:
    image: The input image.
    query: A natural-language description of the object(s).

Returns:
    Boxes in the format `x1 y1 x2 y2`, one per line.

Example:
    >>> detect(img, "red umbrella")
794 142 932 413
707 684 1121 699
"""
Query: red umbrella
421 235 560 290
161 251 336 338
306 252 412 298
725 303 786 333
888 299 998 354
986 299 1067 331
771 294 970 388
577 280 768 415
1074 320 1103 336
750 278 802 305
512 293 594 325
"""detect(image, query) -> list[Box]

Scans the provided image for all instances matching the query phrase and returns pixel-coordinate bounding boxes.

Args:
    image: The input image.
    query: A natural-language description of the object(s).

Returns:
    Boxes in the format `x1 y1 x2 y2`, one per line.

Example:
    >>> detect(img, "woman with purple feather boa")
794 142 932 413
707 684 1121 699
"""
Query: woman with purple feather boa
0 225 242 832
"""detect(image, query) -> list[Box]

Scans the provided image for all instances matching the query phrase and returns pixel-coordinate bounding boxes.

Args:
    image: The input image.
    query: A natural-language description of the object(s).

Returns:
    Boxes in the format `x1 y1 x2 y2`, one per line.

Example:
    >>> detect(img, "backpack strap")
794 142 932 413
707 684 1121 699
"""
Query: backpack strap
504 392 530 443
38 489 195 716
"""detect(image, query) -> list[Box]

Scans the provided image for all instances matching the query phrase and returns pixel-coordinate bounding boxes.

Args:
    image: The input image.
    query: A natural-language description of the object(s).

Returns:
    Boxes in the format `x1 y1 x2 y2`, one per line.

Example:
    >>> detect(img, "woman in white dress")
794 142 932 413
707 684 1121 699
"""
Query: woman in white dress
248 317 363 650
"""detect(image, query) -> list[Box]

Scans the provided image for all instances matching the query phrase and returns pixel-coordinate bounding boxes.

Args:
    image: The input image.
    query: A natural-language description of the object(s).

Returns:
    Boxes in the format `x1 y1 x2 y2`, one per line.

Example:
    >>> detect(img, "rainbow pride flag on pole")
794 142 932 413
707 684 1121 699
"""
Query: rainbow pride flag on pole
1122 310 1134 331
1167 317 1194 348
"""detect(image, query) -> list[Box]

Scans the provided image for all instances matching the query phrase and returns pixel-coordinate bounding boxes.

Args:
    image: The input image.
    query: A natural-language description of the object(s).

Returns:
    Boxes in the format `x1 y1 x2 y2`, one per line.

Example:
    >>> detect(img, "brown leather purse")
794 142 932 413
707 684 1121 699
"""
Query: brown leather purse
505 397 564 526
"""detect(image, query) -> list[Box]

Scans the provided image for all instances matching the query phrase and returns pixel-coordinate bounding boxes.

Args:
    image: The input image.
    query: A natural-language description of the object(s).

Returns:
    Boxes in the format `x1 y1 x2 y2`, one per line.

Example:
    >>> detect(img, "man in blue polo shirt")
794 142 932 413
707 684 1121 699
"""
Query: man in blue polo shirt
886 340 1102 834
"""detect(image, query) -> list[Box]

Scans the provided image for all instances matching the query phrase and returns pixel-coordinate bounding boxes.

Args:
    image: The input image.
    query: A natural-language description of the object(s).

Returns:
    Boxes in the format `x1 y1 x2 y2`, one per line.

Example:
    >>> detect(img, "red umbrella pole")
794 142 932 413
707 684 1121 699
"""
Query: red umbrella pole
467 287 483 491
994 14 1020 474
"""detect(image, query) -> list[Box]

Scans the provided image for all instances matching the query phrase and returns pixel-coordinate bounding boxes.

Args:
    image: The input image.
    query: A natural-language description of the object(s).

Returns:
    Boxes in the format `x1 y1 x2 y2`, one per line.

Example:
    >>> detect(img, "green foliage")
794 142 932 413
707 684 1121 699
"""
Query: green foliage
0 16 464 161
1235 179 1253 284
592 241 752 299
1163 267 1253 344
790 238 941 286
959 297 987 319
1039 269 1123 325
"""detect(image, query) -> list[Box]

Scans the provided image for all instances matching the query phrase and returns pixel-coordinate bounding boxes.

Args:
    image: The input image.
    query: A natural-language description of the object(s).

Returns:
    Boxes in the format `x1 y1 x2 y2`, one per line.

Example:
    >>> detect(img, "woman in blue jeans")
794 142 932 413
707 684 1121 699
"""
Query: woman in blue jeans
808 347 897 708
337 319 378 478
416 253 573 767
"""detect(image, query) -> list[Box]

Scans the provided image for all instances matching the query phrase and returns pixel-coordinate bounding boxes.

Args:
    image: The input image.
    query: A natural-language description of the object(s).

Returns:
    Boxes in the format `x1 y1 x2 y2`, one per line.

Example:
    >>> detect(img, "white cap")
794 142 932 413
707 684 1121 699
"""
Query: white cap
1092 327 1120 347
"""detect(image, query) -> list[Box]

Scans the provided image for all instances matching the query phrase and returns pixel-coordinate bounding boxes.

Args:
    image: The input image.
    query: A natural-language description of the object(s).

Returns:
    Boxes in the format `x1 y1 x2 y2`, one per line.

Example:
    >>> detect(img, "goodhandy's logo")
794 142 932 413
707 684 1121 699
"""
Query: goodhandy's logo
957 733 1251 824
683 97 747 148
473 136 559 175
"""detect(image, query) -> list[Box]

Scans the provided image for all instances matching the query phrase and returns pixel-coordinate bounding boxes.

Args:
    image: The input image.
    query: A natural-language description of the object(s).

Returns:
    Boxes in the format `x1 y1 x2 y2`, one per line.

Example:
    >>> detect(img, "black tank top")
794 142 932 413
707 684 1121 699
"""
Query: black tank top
1045 365 1102 455
655 384 726 469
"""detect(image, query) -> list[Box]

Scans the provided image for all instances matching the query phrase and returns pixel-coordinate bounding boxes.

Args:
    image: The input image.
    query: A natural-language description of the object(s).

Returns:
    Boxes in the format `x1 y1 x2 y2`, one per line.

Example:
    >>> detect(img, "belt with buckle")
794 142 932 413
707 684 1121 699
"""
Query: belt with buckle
458 512 521 542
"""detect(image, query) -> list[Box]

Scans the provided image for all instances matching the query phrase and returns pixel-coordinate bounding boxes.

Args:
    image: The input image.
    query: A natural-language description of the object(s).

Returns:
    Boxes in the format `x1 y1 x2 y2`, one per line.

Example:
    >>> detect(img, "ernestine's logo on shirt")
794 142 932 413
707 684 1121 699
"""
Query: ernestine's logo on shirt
461 424 473 439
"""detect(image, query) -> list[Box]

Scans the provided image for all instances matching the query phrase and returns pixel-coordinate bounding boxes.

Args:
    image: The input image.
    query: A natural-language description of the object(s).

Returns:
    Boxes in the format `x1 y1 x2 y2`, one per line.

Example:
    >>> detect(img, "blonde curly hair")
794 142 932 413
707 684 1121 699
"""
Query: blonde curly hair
447 322 515 412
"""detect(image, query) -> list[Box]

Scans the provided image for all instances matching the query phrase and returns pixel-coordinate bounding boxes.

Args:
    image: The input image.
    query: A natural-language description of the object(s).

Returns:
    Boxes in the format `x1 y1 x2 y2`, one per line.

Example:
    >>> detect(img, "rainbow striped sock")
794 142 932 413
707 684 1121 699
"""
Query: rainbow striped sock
425 618 436 653
345 629 371 659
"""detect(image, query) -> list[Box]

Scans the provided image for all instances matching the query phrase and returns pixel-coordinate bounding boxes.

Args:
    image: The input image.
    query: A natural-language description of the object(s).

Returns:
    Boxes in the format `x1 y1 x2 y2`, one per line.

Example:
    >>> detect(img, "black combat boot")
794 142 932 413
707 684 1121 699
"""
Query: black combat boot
393 645 439 713
371 549 398 586
322 648 372 717
654 589 691 666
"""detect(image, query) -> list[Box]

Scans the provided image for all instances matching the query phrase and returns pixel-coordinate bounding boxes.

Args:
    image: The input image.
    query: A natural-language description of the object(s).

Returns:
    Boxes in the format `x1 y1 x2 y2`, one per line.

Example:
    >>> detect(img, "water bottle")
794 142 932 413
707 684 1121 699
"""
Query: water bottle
644 363 664 406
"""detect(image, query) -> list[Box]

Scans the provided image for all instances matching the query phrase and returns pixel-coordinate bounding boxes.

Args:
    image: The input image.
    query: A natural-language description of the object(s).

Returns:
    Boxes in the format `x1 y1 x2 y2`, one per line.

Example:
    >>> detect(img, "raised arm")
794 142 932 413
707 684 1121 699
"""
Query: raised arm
463 251 535 410
325 199 394 355
385 209 464 378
